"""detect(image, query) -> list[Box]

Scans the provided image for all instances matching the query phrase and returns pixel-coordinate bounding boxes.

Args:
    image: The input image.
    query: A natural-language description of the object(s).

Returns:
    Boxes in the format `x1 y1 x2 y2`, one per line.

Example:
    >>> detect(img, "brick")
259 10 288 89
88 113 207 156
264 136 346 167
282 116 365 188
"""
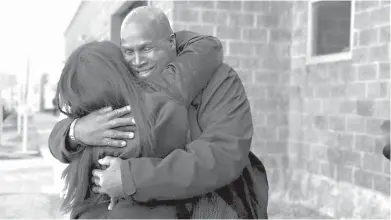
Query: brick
338 133 355 150
187 24 214 36
243 1 270 13
327 147 344 164
256 14 279 28
346 83 366 99
366 118 384 135
311 144 328 161
356 100 374 117
358 29 378 46
314 115 328 130
355 134 377 153
255 126 277 140
330 85 348 98
346 116 366 133
266 113 288 127
373 174 390 195
215 26 241 40
354 169 374 189
339 100 357 115
223 56 240 68
369 44 390 62
277 126 289 141
173 9 199 22
336 165 354 183
378 25 390 43
323 99 342 115
352 47 370 63
329 116 346 132
370 6 390 26
374 100 390 118
253 98 278 112
314 86 330 98
383 159 390 175
363 153 384 172
228 13 255 27
255 71 279 84
307 160 320 174
265 141 288 154
321 162 336 179
269 28 291 43
291 42 306 57
379 62 390 79
216 1 242 11
356 63 377 81
202 11 227 25
367 81 389 99
239 58 262 69
228 42 254 56
186 1 214 9
236 70 253 84
304 100 322 114
242 28 268 42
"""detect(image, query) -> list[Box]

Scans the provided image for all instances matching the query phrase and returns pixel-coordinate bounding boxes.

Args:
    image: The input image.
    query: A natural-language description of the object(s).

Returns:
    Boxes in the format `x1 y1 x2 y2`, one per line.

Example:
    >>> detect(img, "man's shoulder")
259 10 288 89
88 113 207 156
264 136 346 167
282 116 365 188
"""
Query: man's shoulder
206 63 241 89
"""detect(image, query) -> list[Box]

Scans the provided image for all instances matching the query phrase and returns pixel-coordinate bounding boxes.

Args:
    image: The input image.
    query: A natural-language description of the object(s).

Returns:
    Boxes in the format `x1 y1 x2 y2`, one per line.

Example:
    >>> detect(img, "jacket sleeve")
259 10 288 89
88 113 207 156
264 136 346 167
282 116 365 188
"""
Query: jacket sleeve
122 65 253 201
150 30 223 106
120 96 189 196
48 117 85 163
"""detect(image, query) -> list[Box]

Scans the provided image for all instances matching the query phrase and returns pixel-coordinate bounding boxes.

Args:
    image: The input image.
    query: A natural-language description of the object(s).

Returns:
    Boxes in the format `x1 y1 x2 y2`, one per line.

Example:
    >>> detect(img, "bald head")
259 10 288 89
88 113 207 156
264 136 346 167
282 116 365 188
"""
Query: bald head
121 6 173 41
119 6 177 79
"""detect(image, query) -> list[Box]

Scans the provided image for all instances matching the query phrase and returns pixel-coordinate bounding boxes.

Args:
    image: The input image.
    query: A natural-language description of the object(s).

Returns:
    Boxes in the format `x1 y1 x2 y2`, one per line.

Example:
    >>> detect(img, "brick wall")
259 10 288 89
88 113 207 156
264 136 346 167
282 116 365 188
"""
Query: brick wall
288 0 390 218
64 0 390 218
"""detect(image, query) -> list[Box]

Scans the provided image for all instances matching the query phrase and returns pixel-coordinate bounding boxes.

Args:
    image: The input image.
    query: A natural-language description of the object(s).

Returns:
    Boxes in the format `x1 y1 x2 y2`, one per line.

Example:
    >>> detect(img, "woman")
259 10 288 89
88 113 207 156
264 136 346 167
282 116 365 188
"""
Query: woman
56 41 191 219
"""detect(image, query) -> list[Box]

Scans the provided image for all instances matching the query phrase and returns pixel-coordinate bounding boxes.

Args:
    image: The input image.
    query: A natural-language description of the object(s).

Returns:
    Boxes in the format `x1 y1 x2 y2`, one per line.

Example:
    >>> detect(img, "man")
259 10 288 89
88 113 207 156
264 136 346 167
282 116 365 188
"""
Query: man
49 6 269 218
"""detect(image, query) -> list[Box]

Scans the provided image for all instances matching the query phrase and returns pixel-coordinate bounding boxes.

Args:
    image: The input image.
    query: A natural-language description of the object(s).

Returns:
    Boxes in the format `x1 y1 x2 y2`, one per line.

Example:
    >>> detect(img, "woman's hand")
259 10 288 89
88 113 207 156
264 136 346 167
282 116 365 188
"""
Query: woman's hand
73 106 136 147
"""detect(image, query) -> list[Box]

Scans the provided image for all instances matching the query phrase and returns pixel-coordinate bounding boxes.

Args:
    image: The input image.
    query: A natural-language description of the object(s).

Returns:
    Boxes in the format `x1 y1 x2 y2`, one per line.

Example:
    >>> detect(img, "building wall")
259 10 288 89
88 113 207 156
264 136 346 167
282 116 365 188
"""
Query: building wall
287 0 390 218
64 0 390 218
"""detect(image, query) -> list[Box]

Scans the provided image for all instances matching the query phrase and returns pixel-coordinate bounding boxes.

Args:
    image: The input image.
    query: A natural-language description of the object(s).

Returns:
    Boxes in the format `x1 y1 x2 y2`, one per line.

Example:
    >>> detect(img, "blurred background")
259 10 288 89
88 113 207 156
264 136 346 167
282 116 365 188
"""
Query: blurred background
0 0 390 219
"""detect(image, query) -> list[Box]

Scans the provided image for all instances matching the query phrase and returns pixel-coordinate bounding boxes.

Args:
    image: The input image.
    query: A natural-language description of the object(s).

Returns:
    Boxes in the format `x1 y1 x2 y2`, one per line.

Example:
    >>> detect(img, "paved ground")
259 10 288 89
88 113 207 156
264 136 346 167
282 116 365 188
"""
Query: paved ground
0 112 333 219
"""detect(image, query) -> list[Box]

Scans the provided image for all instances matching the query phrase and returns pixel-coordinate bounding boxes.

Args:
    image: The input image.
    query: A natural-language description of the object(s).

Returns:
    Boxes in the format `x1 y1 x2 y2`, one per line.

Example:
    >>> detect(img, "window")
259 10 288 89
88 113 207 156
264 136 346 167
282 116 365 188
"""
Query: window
307 0 355 64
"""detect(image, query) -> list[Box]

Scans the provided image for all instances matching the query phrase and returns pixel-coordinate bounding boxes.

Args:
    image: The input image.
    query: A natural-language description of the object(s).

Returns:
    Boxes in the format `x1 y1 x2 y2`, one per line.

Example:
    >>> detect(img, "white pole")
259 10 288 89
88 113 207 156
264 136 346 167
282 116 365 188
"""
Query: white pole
22 56 30 152
0 93 3 146
17 82 23 134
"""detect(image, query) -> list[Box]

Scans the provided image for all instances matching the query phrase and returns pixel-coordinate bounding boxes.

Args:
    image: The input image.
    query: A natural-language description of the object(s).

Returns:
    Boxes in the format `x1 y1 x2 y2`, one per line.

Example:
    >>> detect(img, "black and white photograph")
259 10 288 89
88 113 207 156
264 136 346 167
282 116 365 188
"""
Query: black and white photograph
0 0 390 219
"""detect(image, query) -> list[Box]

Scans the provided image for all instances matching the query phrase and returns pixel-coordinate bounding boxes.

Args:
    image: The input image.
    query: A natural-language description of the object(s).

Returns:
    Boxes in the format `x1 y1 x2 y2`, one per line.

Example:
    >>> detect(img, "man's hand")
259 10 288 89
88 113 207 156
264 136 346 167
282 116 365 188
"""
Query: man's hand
74 106 136 147
92 156 124 210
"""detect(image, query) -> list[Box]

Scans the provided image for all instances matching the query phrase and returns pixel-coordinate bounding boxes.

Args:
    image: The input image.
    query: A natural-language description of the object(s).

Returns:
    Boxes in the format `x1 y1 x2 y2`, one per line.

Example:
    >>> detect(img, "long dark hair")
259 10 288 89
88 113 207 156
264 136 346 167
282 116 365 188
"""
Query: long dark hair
55 41 155 216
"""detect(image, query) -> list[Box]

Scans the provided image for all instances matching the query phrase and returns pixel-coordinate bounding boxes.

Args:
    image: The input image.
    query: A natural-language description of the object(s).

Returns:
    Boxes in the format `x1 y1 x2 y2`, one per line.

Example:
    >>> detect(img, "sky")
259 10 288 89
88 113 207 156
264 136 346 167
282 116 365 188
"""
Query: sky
0 0 81 83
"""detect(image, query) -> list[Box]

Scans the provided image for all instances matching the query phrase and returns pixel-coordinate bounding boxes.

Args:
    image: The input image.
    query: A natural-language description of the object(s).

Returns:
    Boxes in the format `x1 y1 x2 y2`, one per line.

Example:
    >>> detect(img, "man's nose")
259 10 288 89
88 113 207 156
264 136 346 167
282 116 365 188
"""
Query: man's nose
131 53 146 67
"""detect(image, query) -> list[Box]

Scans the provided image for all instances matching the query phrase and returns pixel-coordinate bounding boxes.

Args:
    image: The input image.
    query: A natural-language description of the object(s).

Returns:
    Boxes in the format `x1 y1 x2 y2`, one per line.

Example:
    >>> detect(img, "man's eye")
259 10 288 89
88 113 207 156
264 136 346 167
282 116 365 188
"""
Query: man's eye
123 50 133 54
143 47 152 52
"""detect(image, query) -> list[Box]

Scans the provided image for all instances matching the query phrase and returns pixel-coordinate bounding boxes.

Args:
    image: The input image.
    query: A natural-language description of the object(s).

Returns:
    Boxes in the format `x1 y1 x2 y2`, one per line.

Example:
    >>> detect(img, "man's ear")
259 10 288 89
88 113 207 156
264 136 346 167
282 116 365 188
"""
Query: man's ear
168 33 176 51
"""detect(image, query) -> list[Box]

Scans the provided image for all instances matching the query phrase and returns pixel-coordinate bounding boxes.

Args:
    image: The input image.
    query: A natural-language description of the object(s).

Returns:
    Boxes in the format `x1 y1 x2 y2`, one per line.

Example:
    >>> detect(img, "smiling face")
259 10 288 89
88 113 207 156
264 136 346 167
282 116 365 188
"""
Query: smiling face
120 15 176 79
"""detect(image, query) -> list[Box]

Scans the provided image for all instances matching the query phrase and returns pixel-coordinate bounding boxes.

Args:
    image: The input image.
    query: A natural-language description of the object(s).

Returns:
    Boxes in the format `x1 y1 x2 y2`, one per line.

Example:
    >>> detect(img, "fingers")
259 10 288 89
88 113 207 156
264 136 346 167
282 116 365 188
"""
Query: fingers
105 117 136 129
115 125 136 132
98 156 115 166
98 106 113 114
104 106 131 120
91 176 100 186
103 129 135 140
92 186 106 194
108 198 119 211
92 169 103 178
100 138 127 147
